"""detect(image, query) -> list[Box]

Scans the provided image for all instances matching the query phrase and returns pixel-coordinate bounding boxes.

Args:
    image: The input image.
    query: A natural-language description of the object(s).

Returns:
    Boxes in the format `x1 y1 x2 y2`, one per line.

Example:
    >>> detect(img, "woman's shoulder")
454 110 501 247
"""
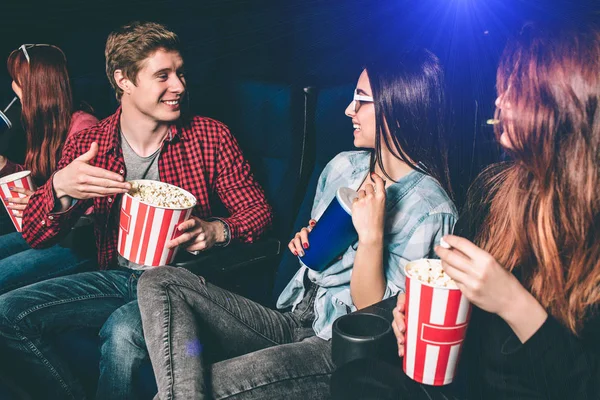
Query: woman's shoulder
0 159 25 178
68 111 100 137
324 150 370 171
405 173 457 217
318 151 370 186
384 172 457 239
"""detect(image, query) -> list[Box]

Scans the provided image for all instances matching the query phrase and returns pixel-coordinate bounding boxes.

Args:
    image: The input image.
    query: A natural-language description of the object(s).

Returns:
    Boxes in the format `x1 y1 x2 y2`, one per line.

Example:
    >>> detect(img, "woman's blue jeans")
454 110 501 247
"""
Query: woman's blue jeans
0 232 94 295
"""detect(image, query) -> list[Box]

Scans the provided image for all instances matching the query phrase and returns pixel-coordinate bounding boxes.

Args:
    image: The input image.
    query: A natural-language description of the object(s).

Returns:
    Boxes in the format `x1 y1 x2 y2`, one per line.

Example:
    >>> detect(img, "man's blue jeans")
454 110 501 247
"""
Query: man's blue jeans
0 232 94 295
0 269 149 400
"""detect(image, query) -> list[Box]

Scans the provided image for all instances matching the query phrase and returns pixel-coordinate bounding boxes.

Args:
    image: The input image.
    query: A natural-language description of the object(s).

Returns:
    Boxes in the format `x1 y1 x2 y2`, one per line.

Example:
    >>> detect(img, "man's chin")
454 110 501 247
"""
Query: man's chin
160 110 181 122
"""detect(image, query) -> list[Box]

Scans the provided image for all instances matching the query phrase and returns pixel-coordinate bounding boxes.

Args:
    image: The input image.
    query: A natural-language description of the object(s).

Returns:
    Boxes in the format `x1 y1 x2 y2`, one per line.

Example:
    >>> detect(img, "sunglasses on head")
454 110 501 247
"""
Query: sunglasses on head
14 44 59 64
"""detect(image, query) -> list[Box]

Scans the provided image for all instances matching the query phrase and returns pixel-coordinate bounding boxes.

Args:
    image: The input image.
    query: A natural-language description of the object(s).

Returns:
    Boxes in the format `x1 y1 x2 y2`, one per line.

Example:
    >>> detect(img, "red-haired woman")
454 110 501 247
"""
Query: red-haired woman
0 44 98 295
332 22 600 400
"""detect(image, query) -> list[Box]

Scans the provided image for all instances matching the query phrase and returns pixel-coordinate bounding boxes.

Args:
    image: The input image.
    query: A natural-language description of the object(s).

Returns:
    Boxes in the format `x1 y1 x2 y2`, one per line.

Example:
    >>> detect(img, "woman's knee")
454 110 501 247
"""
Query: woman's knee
138 266 206 300
139 266 196 288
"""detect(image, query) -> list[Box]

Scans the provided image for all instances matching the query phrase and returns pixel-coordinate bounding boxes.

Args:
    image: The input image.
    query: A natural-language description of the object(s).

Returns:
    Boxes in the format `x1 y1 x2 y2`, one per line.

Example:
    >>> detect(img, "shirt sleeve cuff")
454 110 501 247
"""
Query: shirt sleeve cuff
383 282 405 301
500 313 558 357
41 173 78 223
520 314 562 355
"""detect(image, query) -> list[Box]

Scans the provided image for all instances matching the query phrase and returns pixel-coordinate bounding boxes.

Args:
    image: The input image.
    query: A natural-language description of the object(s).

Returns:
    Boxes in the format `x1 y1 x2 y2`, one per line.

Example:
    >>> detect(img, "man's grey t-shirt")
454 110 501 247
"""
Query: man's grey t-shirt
117 131 161 270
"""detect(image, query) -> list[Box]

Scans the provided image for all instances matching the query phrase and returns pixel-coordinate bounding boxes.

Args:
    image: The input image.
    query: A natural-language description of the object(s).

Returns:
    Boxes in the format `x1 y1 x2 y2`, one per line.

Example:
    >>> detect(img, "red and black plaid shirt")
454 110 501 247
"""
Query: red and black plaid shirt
22 108 273 269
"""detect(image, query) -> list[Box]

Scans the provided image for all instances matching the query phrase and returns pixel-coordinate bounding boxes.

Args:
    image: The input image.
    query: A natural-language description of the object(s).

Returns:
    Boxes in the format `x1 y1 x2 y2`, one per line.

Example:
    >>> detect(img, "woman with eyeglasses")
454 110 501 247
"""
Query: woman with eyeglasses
331 22 600 400
136 48 457 399
0 44 98 295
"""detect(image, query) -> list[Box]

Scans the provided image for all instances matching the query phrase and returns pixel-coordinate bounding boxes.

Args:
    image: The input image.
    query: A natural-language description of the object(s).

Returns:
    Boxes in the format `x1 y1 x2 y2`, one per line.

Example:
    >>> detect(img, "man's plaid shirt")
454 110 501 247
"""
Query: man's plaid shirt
22 108 273 269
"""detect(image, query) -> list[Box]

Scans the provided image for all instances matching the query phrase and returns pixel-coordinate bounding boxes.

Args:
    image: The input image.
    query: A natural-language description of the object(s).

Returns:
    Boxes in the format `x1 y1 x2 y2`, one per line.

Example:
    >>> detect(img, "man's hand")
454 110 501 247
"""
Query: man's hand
53 142 131 200
166 217 225 253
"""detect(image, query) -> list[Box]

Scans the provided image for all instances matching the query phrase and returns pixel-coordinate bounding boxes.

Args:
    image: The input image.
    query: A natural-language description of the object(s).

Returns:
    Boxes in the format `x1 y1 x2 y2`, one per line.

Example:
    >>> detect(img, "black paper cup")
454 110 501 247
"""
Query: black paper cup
331 312 396 368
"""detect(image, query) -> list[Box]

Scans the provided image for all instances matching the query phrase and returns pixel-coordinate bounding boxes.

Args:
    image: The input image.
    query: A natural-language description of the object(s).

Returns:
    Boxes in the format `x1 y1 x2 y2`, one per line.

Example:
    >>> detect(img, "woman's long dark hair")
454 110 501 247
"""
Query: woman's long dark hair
365 49 452 196
7 45 73 185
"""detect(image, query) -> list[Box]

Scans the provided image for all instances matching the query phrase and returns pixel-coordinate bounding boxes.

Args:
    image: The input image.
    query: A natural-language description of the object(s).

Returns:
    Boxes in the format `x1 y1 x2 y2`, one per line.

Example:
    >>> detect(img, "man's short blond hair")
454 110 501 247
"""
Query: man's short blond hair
105 21 180 100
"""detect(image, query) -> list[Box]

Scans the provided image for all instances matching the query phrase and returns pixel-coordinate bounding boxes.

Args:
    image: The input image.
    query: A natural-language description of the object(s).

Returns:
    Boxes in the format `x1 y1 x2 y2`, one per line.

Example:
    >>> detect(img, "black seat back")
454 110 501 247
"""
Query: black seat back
272 82 356 302
221 80 315 241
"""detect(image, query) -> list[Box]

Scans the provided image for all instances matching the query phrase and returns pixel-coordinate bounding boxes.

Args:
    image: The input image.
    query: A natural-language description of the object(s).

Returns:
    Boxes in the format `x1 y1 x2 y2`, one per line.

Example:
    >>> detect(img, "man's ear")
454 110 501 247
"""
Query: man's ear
114 70 132 94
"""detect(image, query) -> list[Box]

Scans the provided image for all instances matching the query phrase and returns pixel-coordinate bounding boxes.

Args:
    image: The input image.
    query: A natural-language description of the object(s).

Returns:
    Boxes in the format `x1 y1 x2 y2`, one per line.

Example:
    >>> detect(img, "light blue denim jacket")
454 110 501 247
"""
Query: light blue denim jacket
276 151 458 340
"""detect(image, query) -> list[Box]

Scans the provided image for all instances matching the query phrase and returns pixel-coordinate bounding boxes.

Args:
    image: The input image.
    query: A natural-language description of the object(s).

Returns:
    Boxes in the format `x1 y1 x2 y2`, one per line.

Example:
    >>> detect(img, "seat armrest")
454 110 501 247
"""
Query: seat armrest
354 296 397 323
172 237 281 276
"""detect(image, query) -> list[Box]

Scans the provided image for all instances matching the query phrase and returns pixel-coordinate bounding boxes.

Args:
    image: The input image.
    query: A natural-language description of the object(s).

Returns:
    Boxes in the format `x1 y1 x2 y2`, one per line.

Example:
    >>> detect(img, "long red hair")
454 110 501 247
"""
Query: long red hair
476 23 600 335
7 45 73 185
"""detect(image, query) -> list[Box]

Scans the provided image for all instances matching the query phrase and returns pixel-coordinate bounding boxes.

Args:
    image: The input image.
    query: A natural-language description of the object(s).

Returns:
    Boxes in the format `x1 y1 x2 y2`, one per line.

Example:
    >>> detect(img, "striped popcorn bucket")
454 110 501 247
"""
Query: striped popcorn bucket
118 181 196 267
0 170 36 232
403 259 472 386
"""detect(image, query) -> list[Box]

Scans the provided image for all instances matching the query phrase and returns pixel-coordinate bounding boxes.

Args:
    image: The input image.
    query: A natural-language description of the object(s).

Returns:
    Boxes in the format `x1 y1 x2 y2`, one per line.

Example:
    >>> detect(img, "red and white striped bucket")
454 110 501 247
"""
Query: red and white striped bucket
403 259 472 386
0 170 36 232
118 181 196 267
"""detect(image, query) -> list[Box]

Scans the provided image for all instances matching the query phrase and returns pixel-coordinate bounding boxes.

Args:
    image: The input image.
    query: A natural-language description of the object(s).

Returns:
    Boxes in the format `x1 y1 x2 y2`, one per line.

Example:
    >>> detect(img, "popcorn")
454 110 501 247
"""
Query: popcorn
128 181 194 209
405 259 457 289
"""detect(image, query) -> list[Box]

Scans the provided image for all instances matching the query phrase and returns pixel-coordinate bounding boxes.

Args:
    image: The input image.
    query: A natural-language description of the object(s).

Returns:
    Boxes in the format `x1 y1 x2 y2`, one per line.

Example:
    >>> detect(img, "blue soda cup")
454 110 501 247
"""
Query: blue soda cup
299 187 358 271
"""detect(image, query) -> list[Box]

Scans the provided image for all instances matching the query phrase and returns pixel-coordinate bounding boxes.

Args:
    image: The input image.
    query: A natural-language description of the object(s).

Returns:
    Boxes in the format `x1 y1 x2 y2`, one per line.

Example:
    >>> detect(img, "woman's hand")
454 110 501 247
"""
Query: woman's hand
5 187 34 218
434 235 526 317
391 293 406 357
435 235 548 342
288 219 316 257
351 173 386 245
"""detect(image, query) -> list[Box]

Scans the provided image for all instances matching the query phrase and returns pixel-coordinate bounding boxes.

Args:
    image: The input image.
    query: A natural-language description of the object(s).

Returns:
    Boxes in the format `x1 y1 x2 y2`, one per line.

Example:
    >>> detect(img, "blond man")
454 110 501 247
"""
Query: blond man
0 21 272 400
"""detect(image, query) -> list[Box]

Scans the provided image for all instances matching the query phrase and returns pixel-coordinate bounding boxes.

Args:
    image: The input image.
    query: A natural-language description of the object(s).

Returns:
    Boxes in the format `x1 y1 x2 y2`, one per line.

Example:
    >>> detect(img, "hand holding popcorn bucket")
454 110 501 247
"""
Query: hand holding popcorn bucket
118 180 197 267
0 170 36 232
403 259 472 386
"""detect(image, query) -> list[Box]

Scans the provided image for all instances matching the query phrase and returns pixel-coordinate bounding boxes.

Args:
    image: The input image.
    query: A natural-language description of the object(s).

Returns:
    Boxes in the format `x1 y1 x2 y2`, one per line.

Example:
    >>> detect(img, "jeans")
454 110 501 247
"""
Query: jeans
98 299 149 400
0 232 94 295
138 266 334 400
0 268 145 400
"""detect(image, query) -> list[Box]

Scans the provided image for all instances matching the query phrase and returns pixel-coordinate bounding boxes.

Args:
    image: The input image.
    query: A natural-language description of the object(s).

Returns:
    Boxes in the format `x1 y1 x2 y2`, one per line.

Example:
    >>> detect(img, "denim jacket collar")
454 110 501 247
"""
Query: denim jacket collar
344 152 427 213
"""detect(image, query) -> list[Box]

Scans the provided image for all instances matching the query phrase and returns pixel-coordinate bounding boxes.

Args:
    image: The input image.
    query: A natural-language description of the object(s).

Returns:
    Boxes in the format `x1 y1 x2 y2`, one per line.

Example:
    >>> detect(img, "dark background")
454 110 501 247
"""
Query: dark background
0 0 598 205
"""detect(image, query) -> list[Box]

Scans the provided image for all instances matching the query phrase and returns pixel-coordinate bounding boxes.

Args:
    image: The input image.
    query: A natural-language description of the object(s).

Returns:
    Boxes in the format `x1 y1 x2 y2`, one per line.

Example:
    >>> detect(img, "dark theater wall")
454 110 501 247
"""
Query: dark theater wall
0 0 597 208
